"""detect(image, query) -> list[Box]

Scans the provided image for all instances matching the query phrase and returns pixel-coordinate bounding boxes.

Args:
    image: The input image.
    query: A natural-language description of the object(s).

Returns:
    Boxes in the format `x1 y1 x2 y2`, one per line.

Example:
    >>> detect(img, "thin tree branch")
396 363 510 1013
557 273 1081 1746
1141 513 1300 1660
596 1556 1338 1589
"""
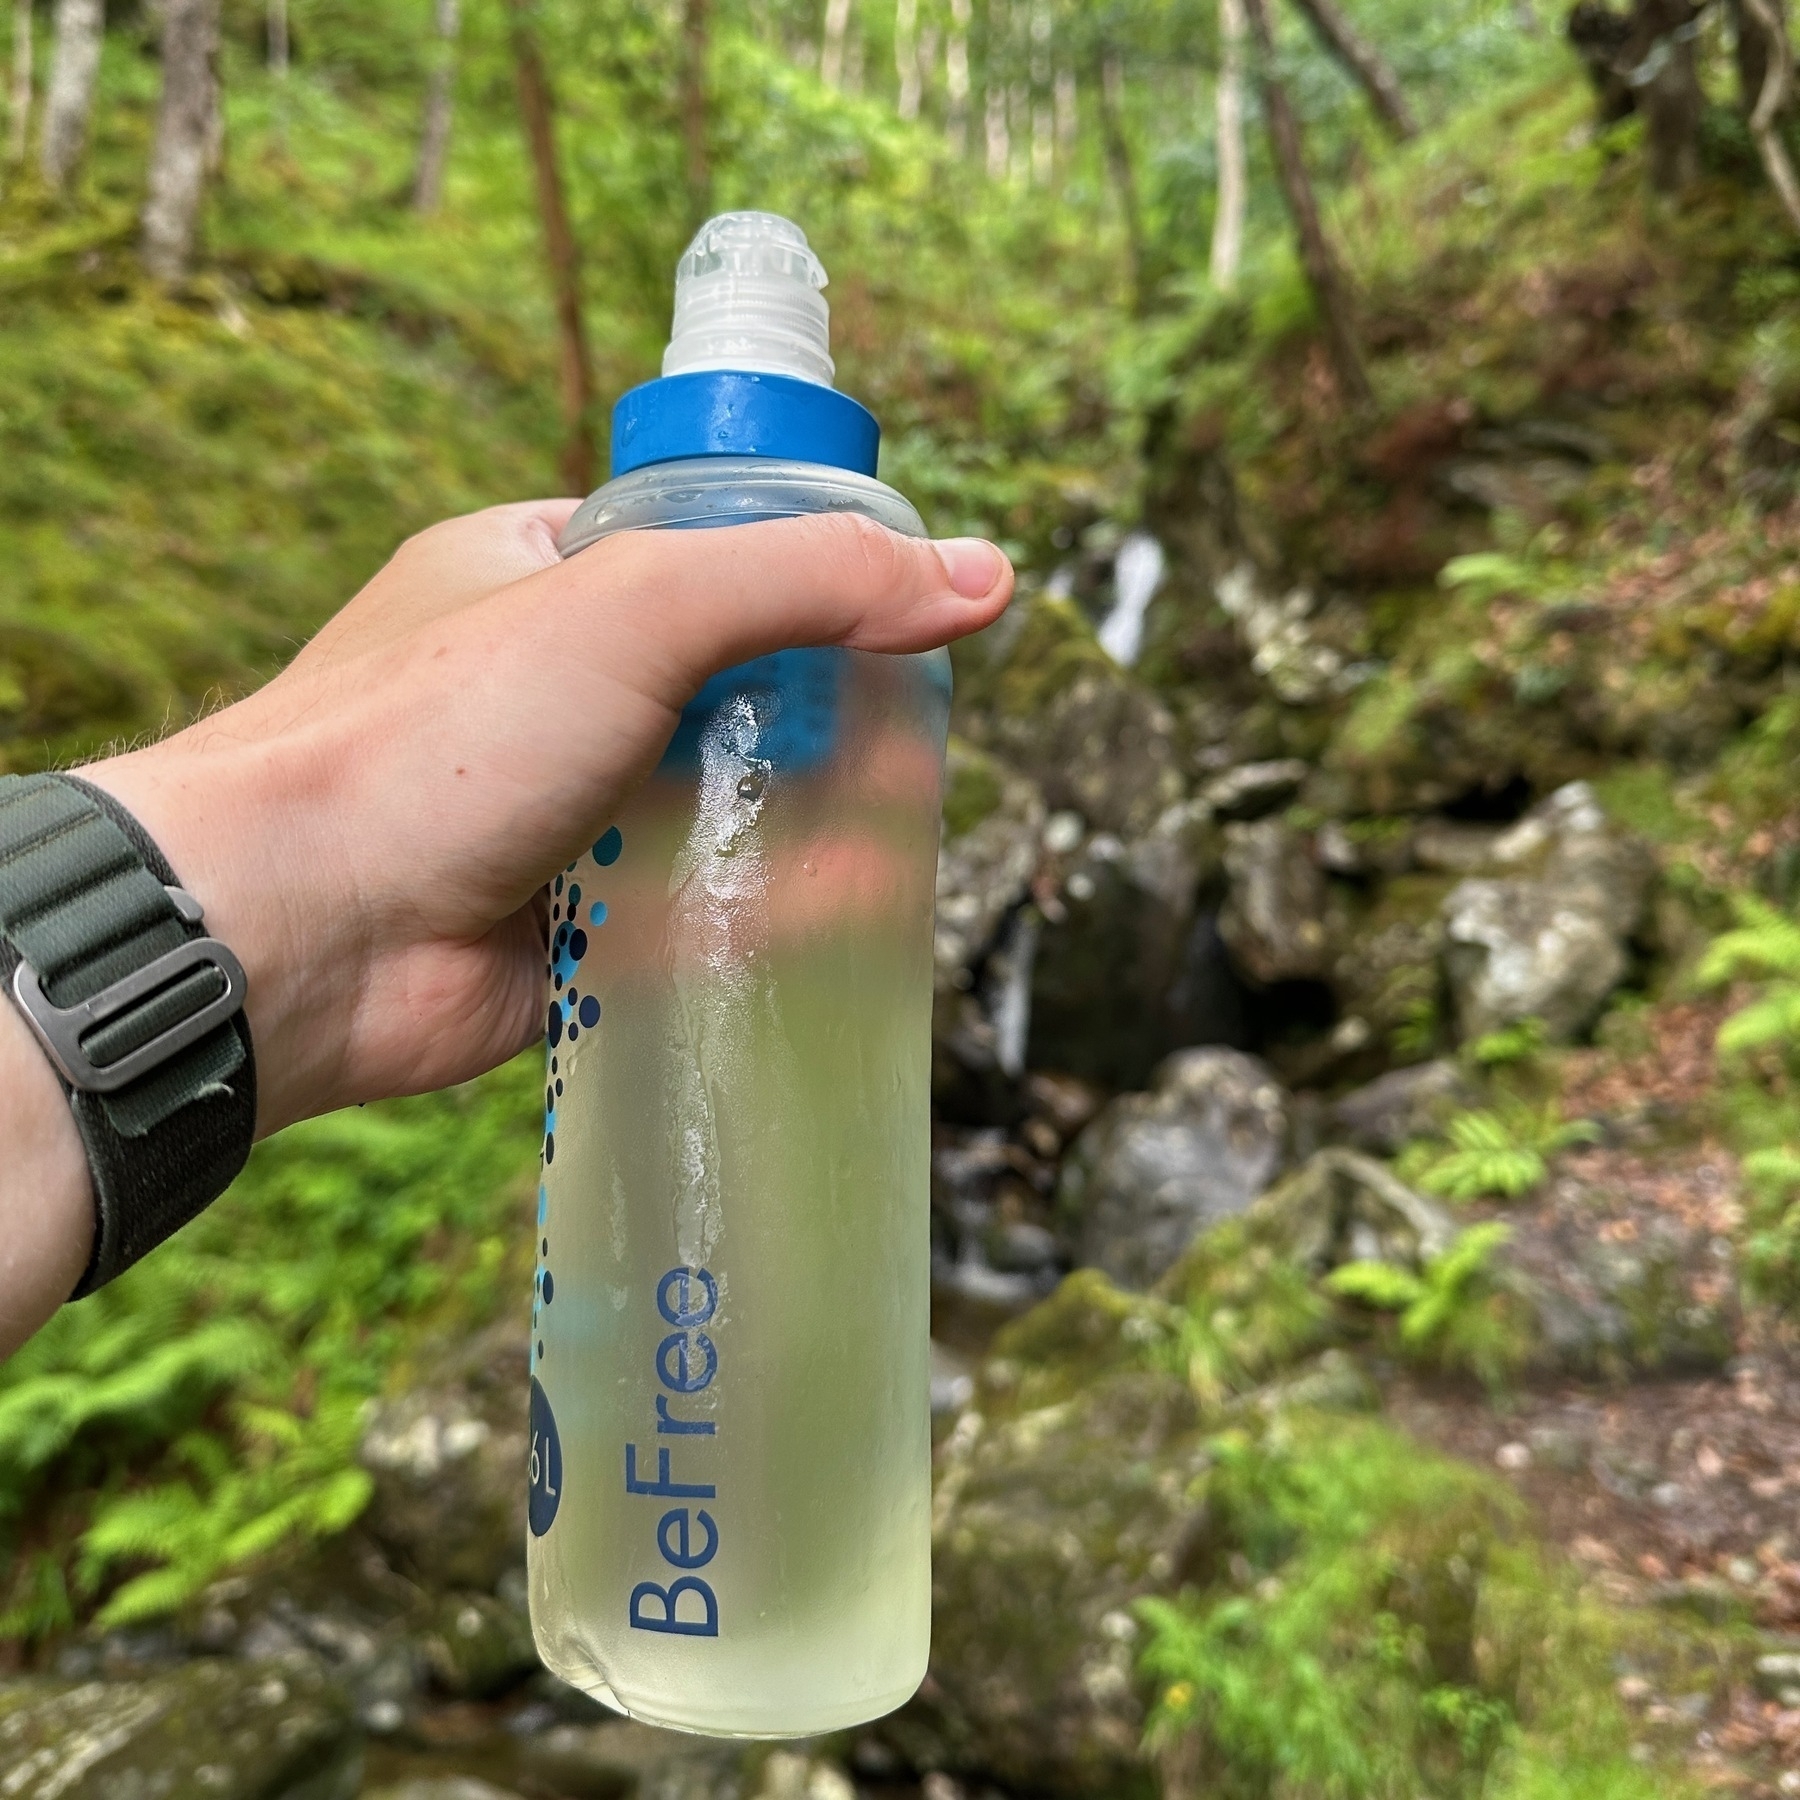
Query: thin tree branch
1244 0 1373 404
504 0 596 495
1744 0 1800 234
1285 0 1417 138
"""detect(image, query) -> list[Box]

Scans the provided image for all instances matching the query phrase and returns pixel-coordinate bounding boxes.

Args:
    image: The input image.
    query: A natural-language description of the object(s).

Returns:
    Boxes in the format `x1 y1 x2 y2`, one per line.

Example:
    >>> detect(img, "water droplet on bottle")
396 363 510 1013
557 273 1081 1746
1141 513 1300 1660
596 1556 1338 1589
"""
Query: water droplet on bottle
803 858 818 876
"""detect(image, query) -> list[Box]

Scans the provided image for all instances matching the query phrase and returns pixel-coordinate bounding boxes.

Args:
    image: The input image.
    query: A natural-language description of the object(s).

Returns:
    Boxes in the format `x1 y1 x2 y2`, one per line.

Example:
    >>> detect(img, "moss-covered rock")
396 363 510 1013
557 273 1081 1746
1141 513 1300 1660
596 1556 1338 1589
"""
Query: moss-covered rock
890 1366 1205 1798
1329 871 1456 1059
0 1656 360 1799
953 593 1185 837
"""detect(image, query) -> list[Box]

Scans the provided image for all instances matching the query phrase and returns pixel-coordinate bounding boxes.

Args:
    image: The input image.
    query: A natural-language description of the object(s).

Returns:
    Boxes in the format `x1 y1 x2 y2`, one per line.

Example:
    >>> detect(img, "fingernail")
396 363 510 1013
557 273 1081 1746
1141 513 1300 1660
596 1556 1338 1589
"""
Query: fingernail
935 538 1004 599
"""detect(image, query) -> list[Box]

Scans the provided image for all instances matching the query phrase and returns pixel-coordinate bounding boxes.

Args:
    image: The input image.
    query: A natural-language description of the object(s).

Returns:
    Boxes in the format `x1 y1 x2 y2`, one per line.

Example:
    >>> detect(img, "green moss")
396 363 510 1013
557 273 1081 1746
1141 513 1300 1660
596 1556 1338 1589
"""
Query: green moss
959 592 1116 725
942 737 1007 839
1140 1414 1712 1800
1590 765 1692 846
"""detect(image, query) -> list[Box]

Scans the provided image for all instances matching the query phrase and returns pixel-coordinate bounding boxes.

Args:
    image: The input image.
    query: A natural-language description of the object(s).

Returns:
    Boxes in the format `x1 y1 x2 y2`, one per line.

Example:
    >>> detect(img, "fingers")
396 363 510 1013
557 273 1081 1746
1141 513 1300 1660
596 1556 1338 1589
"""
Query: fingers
300 499 582 667
545 511 1013 706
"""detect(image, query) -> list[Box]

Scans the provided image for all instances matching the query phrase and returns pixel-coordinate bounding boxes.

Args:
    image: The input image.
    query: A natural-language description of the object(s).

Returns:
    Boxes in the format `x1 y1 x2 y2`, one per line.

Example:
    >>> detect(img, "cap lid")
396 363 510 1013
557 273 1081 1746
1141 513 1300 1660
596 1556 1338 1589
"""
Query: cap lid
662 212 835 387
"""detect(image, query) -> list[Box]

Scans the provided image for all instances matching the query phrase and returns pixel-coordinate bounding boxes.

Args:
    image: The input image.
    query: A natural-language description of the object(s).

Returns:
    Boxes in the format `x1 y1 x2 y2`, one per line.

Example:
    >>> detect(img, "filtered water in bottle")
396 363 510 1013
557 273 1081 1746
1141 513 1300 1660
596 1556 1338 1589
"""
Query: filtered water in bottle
525 212 949 1739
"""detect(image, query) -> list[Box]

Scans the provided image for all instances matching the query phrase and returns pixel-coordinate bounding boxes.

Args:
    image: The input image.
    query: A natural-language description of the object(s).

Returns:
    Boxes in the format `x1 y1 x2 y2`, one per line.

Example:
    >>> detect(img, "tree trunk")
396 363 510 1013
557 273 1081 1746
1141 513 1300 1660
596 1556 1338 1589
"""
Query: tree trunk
1096 52 1149 313
820 0 851 88
1285 0 1417 138
1568 0 1701 190
413 0 458 213
946 0 970 149
680 0 710 221
7 0 31 169
1730 0 1772 102
267 0 287 75
39 0 99 191
1244 0 1372 404
1630 0 1702 191
896 0 921 118
1743 0 1800 233
984 78 1007 175
140 0 219 279
505 0 595 495
1728 0 1773 103
1211 0 1247 290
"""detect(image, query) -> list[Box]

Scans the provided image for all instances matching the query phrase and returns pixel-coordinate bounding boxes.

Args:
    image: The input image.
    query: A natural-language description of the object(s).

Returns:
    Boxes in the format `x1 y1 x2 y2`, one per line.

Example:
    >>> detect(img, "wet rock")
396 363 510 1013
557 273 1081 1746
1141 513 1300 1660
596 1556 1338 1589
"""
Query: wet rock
0 1657 360 1800
931 1340 977 1417
1200 758 1309 821
1410 819 1506 874
953 592 1185 838
1508 1212 1738 1379
1755 1652 1800 1704
367 1782 527 1800
359 1322 529 1594
1327 873 1455 1061
890 1368 1204 1795
1060 1049 1291 1289
1327 1059 1472 1156
418 1592 538 1701
1441 782 1656 1042
517 1718 746 1800
1218 819 1332 984
751 1751 858 1800
1028 806 1221 1088
934 740 1046 991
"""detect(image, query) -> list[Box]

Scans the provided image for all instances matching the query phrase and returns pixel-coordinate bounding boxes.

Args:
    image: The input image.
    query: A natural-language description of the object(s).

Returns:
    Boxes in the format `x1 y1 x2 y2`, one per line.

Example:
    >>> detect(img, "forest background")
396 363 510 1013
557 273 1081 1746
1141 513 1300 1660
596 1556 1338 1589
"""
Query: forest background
5 0 1800 1793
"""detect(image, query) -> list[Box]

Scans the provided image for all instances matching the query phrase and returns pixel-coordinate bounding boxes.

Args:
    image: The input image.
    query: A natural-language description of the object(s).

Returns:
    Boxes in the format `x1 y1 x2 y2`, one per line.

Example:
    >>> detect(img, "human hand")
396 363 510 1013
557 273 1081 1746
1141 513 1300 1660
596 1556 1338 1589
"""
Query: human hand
81 502 1013 1141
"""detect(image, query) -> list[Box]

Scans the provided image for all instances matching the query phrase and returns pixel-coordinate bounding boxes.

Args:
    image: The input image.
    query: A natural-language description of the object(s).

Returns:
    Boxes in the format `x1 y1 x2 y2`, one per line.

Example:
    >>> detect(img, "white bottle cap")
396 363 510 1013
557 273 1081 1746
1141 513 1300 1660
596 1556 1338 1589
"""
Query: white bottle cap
661 211 836 388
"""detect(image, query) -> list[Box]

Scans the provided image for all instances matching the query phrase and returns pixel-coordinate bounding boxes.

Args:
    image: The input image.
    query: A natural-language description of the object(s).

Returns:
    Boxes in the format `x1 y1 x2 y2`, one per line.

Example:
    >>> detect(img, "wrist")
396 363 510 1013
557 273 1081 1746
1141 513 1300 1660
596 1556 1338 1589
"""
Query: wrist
0 992 93 1338
80 729 366 1138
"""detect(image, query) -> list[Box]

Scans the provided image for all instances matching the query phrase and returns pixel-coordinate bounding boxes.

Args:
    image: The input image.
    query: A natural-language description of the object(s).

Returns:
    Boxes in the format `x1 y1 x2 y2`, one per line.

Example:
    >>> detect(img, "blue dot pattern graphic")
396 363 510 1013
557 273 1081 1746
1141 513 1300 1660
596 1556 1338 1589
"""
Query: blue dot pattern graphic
535 823 619 1378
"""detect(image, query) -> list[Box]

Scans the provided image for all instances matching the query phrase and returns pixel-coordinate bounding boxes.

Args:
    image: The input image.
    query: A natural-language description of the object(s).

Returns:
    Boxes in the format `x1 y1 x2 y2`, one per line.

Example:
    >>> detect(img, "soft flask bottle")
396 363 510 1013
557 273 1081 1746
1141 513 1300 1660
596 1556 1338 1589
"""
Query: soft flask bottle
525 212 949 1738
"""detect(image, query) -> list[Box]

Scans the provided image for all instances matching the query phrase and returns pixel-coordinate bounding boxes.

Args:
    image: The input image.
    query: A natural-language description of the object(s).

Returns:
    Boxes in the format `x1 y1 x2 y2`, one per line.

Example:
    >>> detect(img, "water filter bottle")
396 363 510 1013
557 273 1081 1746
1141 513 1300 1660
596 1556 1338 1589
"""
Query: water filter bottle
526 212 950 1738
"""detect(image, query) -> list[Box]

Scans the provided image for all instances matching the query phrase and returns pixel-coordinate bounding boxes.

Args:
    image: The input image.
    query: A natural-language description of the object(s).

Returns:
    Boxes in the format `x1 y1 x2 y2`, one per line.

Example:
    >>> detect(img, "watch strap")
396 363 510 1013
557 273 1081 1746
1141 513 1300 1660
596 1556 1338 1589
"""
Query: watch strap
0 773 257 1297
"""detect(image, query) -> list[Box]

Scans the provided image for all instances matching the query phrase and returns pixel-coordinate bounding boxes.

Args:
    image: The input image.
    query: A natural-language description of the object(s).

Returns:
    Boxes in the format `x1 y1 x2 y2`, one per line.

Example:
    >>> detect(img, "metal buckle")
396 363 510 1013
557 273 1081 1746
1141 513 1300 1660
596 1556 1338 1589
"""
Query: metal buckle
11 891 247 1094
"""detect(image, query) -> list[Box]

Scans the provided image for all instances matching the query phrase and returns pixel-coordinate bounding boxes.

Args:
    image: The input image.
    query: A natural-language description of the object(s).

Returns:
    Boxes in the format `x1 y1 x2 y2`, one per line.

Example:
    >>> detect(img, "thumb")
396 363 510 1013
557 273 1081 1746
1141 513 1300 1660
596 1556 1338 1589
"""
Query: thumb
542 511 1013 706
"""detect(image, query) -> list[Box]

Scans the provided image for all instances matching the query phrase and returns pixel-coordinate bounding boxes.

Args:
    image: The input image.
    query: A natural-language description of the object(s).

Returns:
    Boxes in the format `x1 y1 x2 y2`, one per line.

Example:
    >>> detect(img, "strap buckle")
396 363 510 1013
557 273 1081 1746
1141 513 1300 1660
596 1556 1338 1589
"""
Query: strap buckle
11 889 248 1094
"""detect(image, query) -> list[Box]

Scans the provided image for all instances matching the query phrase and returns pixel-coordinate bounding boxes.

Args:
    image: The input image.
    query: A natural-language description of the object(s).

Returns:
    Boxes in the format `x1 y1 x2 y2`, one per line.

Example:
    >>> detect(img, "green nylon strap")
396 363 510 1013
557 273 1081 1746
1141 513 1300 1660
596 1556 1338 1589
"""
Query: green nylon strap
0 773 257 1297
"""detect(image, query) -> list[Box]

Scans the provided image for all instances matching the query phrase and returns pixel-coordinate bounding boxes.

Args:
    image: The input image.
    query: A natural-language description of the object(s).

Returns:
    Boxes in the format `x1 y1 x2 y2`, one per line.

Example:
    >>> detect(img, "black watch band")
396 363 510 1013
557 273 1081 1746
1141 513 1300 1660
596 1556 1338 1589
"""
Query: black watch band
0 773 256 1298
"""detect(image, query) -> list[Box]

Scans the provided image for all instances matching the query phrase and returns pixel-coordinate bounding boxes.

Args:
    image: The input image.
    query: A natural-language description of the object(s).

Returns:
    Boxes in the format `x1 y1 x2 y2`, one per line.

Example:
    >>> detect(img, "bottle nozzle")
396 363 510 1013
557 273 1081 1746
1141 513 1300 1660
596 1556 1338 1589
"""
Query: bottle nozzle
661 211 836 388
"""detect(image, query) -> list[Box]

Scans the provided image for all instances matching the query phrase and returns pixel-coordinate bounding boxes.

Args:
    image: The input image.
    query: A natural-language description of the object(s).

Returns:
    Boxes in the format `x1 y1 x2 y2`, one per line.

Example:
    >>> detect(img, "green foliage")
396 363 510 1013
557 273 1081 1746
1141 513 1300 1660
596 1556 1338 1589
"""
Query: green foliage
0 1060 540 1631
1138 1416 1685 1800
1407 1105 1598 1204
1327 1223 1526 1391
1467 1016 1546 1068
1701 895 1800 1058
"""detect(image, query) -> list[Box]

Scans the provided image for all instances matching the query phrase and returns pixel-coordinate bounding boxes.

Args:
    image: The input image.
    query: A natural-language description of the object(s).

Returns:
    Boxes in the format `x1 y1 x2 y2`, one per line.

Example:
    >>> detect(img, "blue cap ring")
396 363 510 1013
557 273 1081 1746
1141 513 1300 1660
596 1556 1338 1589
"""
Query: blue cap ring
609 370 880 479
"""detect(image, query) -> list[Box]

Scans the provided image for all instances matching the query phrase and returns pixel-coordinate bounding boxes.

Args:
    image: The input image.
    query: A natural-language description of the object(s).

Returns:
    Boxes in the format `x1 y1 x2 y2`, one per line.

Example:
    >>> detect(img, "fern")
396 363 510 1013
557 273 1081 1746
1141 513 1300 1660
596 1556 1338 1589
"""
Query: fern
1468 1016 1547 1068
1414 1105 1598 1203
0 1055 541 1636
1326 1223 1526 1391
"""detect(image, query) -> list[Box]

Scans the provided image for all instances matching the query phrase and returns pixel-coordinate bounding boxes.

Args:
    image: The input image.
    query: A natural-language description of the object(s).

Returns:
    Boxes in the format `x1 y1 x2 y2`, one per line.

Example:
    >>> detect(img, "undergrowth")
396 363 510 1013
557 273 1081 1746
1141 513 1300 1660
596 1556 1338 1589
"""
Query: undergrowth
0 1057 539 1634
1138 1414 1697 1800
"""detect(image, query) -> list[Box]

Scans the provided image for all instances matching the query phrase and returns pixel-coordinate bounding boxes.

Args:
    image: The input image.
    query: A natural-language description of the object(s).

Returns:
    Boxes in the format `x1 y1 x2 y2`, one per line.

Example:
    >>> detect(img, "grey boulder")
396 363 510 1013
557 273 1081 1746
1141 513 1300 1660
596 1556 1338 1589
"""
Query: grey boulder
1060 1048 1291 1288
1218 819 1333 984
1441 782 1656 1042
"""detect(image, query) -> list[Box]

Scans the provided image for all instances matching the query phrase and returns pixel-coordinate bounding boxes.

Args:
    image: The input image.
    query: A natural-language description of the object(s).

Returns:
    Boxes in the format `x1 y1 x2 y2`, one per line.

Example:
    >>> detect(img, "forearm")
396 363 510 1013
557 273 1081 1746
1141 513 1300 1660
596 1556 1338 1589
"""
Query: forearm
0 999 93 1353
